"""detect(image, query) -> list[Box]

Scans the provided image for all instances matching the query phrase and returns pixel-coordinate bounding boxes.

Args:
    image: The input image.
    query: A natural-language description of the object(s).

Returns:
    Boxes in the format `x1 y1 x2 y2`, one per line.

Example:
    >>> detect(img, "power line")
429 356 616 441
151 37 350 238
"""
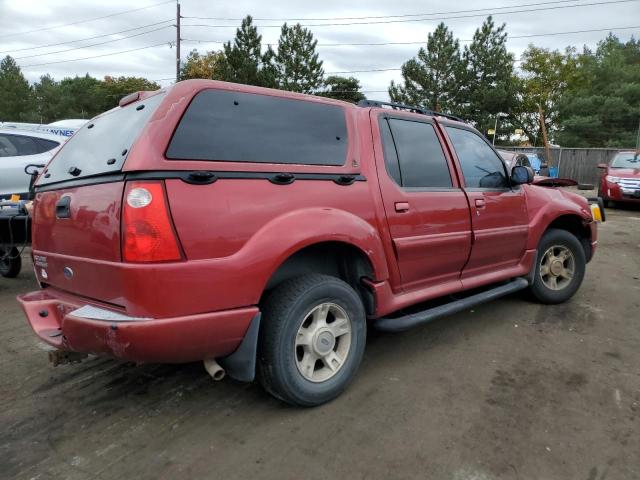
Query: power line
20 42 172 68
0 20 174 55
0 0 174 39
181 0 640 28
13 26 172 60
182 0 589 22
181 24 640 48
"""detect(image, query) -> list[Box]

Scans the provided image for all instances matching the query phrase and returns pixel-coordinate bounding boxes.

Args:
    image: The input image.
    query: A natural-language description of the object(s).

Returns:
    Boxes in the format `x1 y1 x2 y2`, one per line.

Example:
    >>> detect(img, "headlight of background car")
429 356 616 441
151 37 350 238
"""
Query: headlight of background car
605 175 621 184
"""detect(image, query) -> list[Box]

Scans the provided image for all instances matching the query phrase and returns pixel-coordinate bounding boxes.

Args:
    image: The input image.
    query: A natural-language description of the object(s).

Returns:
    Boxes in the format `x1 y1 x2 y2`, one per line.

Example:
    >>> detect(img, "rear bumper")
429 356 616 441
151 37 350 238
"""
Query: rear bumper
17 289 258 363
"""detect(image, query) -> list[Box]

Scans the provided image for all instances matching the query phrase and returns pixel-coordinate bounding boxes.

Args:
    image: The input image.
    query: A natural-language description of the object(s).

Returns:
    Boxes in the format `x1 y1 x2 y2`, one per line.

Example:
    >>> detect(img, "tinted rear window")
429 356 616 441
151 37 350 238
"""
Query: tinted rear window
37 92 165 186
166 89 348 165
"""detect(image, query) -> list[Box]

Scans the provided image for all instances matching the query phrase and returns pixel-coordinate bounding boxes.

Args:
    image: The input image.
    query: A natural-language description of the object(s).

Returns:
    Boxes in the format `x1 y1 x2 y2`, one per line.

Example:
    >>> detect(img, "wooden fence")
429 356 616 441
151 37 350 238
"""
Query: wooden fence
497 147 630 185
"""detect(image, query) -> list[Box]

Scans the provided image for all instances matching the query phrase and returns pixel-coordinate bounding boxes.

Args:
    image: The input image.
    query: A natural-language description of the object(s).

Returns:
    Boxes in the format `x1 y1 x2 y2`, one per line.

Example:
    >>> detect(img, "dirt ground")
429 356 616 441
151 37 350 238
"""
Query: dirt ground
1 198 639 480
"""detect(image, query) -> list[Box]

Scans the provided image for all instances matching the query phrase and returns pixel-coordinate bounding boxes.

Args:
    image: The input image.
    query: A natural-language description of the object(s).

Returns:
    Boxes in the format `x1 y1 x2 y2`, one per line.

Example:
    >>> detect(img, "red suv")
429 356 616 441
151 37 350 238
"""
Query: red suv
18 80 598 406
598 151 640 206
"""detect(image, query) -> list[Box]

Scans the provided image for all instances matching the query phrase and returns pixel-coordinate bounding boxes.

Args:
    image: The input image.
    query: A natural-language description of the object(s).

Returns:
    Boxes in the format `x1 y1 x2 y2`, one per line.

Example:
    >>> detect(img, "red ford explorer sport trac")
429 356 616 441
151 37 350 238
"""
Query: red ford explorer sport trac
18 80 600 406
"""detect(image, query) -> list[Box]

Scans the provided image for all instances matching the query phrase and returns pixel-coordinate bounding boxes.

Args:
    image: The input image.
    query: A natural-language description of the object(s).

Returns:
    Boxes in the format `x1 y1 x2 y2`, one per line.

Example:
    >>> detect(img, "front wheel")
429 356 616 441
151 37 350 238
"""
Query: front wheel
257 274 366 406
529 229 586 304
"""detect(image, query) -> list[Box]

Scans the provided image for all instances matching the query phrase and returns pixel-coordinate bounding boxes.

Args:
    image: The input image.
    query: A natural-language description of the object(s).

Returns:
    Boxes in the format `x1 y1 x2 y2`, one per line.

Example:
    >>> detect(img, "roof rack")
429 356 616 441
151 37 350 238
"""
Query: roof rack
357 99 465 123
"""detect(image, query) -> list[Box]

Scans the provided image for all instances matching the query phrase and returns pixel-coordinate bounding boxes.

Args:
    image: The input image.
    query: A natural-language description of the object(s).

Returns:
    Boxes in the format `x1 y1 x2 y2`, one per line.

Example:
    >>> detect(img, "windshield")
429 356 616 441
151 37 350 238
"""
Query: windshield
37 92 165 186
611 152 640 169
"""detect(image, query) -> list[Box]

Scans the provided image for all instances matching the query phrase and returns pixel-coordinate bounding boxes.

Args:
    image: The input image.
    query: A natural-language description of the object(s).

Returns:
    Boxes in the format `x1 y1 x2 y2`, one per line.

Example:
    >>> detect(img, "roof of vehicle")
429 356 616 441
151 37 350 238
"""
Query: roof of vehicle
48 119 88 128
166 79 357 109
0 128 65 143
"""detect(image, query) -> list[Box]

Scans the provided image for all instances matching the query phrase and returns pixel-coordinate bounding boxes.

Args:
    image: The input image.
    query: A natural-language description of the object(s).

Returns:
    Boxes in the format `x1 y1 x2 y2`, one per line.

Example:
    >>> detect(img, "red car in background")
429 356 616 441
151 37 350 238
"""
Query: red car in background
598 151 640 206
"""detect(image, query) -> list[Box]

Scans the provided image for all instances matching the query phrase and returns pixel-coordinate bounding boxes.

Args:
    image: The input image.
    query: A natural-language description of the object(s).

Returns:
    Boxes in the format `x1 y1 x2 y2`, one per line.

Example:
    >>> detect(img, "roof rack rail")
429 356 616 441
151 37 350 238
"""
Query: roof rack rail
357 99 465 123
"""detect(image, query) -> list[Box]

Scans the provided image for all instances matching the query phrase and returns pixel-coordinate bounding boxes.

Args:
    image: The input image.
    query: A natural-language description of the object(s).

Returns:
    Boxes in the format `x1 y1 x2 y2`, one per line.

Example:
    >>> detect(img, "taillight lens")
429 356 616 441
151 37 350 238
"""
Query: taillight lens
122 181 182 262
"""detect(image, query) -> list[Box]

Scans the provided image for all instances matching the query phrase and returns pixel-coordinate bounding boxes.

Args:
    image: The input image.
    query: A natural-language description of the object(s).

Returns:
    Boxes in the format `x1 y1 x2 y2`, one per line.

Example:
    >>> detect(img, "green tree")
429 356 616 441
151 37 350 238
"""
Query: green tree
461 17 516 137
217 15 276 87
180 49 225 80
97 76 160 111
274 23 324 93
388 23 463 113
509 46 578 145
0 56 36 122
33 74 63 123
318 76 365 102
57 74 103 119
557 35 640 147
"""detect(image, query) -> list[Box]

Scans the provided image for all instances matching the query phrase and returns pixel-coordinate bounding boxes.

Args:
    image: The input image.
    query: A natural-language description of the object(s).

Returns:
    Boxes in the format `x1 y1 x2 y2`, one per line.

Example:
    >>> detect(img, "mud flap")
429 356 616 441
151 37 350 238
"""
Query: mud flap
218 312 261 382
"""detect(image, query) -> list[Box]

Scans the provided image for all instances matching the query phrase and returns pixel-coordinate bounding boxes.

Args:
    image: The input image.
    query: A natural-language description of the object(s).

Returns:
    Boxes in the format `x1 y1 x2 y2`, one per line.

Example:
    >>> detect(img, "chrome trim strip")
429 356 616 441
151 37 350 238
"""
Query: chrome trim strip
70 305 152 322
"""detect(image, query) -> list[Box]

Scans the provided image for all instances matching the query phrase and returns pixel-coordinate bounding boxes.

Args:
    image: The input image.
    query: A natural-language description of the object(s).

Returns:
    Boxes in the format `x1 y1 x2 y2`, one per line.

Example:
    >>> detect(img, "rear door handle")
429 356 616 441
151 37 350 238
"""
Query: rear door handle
474 198 486 209
55 196 71 219
395 202 410 212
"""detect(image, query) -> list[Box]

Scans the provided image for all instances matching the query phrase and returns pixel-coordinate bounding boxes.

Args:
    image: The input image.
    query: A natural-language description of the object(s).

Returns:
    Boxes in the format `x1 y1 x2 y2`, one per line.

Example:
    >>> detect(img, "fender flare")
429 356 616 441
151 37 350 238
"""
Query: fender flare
242 207 389 294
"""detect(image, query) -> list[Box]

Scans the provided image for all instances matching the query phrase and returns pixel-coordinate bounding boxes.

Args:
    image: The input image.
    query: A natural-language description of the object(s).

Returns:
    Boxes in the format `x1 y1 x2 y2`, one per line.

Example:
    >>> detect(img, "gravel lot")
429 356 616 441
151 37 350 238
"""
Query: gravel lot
1 199 639 480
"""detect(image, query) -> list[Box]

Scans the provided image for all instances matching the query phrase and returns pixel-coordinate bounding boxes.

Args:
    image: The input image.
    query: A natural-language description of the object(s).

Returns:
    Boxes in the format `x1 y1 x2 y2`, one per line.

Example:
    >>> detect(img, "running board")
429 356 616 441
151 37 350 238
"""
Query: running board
372 277 530 333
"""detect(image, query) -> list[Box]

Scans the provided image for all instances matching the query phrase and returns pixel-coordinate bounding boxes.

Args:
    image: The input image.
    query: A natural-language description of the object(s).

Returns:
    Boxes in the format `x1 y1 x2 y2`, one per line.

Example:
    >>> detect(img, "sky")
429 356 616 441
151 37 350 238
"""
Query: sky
1 0 639 101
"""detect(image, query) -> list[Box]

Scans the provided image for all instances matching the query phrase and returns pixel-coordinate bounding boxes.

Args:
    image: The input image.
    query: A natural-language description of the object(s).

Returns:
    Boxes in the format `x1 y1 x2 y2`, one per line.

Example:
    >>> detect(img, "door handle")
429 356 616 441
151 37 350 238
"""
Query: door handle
474 198 486 209
395 202 410 212
55 196 71 218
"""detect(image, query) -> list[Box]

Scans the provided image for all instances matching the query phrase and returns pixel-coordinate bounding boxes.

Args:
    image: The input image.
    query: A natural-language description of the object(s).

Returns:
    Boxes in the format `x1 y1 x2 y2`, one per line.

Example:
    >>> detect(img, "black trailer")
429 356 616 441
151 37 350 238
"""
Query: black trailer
0 164 41 278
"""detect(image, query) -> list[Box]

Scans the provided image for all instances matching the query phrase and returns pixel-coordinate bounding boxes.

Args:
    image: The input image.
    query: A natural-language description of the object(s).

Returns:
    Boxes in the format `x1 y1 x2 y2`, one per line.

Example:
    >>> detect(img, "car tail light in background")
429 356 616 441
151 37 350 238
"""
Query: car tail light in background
122 181 182 262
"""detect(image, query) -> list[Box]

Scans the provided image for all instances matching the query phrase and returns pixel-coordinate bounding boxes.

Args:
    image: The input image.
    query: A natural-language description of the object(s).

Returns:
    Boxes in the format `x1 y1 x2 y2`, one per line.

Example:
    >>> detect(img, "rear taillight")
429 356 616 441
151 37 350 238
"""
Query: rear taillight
122 181 182 262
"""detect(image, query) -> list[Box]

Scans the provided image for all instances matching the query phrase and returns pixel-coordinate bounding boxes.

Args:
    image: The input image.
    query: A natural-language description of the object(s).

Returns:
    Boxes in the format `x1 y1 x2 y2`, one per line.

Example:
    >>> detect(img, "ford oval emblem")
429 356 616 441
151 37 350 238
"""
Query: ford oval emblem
63 267 74 279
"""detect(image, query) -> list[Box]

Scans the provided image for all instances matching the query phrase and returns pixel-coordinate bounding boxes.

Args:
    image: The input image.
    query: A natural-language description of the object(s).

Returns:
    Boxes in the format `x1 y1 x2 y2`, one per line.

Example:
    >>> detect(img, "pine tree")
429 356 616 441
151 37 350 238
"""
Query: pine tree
461 17 516 137
388 23 463 113
0 56 36 122
274 23 324 93
557 35 640 147
217 15 276 88
318 76 365 103
33 74 63 123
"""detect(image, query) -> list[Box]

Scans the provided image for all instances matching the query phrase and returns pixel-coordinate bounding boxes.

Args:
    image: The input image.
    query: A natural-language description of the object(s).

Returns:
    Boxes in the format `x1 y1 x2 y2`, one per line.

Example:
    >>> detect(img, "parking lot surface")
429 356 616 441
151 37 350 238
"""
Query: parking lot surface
1 204 639 480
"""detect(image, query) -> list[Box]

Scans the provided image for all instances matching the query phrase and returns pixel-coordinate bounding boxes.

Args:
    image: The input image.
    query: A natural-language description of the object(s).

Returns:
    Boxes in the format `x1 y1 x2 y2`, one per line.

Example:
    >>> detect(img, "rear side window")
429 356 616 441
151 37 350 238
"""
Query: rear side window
382 118 452 188
37 92 165 186
166 89 347 166
34 138 60 153
0 134 39 157
446 127 509 189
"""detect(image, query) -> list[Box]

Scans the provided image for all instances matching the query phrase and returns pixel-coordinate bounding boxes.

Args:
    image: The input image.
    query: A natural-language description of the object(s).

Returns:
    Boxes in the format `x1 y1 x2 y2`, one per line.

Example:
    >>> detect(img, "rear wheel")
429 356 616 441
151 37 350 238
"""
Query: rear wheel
257 274 366 406
0 247 22 278
530 229 585 304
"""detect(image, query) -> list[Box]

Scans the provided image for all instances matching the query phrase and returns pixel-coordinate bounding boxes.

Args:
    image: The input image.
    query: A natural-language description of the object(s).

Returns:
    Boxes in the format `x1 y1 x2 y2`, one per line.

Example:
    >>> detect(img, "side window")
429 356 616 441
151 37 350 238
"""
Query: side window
382 118 452 188
34 138 60 153
0 134 19 157
446 127 509 189
166 89 347 165
2 135 39 156
379 119 401 185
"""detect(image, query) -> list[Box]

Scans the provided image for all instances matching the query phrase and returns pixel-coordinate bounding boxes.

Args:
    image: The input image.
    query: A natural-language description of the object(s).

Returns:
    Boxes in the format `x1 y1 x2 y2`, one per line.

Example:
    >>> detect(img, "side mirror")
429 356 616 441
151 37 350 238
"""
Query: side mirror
597 163 608 169
511 165 534 185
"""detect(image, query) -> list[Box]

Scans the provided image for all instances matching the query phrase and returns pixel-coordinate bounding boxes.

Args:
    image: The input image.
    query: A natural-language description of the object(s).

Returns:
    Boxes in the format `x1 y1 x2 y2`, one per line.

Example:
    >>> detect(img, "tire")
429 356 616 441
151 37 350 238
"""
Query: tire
578 183 594 190
0 247 22 278
257 274 366 407
529 229 586 304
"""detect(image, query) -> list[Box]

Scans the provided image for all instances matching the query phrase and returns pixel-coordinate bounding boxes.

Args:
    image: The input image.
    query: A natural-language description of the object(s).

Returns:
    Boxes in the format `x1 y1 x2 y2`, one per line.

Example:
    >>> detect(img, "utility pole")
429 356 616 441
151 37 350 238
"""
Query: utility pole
175 1 181 81
538 105 552 168
492 115 499 145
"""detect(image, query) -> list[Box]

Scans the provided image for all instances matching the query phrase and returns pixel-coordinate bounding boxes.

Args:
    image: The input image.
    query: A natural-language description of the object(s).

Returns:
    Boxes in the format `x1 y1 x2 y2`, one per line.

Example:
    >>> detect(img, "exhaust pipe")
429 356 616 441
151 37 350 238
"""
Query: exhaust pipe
203 358 226 381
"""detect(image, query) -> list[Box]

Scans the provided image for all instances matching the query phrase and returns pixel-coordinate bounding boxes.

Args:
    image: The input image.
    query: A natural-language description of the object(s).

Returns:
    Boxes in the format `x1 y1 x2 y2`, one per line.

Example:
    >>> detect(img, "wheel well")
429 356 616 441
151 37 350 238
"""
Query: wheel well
546 214 593 261
263 242 376 315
